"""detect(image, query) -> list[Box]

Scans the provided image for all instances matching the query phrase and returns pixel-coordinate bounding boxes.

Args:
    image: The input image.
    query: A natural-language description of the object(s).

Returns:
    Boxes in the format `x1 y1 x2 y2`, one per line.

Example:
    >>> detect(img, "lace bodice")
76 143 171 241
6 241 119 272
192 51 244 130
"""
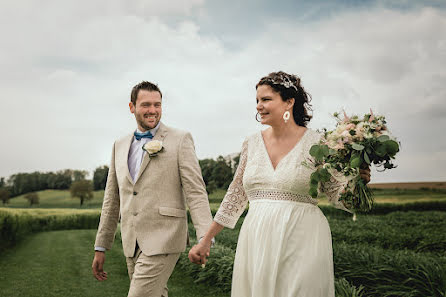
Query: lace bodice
214 129 350 229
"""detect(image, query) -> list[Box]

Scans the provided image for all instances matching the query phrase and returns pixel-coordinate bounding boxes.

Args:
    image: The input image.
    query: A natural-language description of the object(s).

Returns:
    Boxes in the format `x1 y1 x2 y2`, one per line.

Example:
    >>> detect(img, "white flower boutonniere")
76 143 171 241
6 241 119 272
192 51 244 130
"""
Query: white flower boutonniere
143 140 163 157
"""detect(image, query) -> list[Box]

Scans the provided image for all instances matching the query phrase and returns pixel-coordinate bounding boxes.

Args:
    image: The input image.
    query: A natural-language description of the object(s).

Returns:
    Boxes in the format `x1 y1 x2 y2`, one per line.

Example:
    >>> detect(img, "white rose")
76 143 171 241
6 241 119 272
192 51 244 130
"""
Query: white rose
364 132 374 139
143 140 163 155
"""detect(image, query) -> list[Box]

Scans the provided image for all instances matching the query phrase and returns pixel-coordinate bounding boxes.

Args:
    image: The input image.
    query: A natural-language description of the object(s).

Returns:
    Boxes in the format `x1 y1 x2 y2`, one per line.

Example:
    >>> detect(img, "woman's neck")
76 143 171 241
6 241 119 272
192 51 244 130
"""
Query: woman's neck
269 121 304 139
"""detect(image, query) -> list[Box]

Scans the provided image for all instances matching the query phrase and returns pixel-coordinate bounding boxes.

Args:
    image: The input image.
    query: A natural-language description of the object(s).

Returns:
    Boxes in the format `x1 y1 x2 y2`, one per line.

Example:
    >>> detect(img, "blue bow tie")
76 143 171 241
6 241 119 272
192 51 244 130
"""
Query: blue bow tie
134 131 154 140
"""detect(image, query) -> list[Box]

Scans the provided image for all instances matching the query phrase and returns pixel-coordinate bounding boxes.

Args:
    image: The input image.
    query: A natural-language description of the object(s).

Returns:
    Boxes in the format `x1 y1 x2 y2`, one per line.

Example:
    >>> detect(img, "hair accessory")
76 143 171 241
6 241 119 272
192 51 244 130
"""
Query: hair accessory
264 73 299 91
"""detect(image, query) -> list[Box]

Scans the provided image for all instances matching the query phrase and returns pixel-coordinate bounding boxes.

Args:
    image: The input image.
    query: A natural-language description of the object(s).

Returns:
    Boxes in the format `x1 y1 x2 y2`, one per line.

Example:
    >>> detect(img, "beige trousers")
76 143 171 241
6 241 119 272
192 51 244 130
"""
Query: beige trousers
126 246 180 297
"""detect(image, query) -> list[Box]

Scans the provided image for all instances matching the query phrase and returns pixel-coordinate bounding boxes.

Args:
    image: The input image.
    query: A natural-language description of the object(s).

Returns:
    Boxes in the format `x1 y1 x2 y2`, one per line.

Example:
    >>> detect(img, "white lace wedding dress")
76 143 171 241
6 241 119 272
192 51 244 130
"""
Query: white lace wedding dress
214 129 349 297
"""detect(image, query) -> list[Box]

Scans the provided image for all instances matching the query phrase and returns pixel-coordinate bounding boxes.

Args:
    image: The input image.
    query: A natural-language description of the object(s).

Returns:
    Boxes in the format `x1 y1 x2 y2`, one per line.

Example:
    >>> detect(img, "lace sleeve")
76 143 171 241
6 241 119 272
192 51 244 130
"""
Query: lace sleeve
214 139 249 229
319 169 352 213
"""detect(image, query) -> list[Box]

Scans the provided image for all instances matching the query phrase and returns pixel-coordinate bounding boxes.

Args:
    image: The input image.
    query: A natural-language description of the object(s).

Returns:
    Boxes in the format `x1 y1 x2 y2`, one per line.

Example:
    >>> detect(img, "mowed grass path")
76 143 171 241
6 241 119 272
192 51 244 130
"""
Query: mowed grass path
0 230 229 297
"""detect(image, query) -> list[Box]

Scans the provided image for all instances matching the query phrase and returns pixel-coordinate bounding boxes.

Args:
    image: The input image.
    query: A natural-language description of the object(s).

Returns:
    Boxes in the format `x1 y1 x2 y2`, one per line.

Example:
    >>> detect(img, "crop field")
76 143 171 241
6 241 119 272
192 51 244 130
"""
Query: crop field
181 209 446 297
1 187 445 296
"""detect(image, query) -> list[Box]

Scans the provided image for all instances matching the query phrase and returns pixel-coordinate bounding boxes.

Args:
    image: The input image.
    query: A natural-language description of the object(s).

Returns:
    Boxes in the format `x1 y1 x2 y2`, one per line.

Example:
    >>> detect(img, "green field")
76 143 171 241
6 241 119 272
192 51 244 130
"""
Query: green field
1 188 446 296
0 229 229 297
3 188 446 211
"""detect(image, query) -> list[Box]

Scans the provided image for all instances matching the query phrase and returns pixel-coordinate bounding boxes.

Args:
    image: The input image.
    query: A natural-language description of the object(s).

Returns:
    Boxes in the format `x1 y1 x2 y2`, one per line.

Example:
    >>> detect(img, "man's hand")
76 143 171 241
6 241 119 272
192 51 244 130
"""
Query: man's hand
92 251 108 281
359 167 371 184
188 242 211 266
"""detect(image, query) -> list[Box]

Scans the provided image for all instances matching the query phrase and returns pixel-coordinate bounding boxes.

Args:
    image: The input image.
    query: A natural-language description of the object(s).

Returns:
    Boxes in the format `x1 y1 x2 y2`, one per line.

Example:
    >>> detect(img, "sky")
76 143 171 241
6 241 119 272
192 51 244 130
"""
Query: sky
0 0 445 183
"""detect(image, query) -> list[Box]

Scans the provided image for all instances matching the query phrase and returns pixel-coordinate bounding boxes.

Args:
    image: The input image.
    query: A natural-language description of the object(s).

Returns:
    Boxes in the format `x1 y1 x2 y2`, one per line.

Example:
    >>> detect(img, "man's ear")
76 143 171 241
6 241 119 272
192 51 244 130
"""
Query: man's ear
129 102 135 114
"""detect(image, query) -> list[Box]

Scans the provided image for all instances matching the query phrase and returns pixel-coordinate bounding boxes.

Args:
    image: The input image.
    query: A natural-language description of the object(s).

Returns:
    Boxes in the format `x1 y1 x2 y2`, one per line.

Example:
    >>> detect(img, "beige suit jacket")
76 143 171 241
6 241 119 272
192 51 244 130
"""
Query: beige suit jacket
95 123 213 257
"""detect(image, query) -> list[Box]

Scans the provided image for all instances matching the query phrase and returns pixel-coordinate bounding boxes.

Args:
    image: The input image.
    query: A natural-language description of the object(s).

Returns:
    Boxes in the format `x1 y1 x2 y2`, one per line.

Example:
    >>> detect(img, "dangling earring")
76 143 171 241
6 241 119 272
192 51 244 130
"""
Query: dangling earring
283 110 290 123
256 112 261 122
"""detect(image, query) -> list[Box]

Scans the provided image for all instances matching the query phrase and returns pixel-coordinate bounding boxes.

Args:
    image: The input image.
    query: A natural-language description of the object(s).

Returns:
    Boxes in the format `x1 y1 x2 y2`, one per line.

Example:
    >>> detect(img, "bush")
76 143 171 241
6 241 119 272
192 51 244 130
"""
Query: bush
0 208 100 250
335 278 365 297
329 211 446 255
177 240 235 292
183 209 446 296
333 242 446 297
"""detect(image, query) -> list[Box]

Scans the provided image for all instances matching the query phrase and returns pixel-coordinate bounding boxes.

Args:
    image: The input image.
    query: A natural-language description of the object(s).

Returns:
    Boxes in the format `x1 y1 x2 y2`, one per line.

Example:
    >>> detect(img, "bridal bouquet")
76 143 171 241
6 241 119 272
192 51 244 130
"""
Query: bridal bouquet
306 110 400 212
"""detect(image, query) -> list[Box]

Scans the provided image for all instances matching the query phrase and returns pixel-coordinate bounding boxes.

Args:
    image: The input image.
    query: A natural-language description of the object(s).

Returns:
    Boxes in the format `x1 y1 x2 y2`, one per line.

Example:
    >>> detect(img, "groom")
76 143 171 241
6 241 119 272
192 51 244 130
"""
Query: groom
92 81 213 296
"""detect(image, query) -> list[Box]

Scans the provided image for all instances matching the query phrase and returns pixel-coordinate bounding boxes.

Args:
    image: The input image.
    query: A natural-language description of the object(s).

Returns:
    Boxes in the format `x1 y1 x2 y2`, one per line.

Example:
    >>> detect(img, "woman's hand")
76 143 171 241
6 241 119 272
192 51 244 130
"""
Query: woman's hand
359 167 371 184
188 241 211 266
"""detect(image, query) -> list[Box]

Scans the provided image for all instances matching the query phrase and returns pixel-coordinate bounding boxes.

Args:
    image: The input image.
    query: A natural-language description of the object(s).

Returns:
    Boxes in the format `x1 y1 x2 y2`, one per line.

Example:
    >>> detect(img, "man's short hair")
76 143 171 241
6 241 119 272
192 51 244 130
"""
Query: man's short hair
130 81 162 105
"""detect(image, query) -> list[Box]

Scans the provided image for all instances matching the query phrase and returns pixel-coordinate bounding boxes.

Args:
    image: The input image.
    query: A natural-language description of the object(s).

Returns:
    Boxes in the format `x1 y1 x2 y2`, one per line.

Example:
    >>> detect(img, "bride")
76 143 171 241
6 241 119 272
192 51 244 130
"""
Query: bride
189 71 370 297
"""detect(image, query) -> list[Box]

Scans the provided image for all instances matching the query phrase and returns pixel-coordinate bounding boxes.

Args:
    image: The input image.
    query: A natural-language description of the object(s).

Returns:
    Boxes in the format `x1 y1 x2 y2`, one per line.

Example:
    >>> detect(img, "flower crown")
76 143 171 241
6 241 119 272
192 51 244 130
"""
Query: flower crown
263 73 299 91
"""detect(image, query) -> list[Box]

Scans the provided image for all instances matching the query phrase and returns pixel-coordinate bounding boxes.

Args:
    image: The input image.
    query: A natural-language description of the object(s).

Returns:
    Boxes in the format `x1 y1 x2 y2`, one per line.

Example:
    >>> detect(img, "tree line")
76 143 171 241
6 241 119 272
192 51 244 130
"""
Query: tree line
0 154 239 205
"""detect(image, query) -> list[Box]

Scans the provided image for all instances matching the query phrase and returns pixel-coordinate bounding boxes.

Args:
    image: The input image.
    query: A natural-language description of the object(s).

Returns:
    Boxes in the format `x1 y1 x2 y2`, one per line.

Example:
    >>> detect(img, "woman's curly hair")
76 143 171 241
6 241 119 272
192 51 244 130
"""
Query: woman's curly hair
256 71 313 127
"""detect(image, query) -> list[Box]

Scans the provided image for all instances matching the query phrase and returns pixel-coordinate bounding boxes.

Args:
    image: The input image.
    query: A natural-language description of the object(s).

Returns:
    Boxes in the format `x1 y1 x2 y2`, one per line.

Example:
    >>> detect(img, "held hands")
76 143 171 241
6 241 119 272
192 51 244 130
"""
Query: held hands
188 241 211 267
92 251 108 281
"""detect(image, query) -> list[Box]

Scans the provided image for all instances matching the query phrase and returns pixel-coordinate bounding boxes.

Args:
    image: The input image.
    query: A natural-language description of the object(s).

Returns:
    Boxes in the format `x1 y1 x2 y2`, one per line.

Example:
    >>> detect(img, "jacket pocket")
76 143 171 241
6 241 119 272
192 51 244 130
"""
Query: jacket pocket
159 206 186 218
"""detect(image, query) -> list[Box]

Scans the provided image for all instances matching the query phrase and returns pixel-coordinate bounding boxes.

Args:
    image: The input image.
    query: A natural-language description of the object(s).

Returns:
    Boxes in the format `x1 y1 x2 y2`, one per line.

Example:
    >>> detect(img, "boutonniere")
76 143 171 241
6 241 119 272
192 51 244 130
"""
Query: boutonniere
143 140 163 157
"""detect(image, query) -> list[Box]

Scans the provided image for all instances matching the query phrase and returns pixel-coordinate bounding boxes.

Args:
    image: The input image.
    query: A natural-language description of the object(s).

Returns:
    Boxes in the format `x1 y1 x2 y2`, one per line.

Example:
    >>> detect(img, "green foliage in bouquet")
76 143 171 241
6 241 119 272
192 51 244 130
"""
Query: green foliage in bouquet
307 111 400 212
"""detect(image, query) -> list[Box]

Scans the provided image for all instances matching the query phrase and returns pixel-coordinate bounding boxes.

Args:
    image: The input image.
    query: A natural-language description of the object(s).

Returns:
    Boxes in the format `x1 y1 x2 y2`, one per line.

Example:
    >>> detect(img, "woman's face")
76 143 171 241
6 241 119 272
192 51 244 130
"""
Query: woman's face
256 84 293 126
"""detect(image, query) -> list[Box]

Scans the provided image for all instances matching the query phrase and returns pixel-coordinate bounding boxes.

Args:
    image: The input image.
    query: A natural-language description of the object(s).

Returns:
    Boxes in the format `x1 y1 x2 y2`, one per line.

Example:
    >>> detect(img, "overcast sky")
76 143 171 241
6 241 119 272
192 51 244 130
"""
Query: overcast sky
1 0 445 183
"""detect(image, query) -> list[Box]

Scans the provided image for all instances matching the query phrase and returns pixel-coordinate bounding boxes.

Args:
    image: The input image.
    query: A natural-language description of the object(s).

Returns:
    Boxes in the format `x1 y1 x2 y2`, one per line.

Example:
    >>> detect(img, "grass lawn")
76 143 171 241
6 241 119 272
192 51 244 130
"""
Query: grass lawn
0 229 229 297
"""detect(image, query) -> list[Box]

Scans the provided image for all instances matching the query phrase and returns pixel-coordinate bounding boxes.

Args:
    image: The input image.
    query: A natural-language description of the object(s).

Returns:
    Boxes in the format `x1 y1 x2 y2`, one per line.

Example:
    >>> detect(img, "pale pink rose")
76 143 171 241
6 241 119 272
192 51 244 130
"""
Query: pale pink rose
346 123 356 130
334 140 345 150
341 130 350 138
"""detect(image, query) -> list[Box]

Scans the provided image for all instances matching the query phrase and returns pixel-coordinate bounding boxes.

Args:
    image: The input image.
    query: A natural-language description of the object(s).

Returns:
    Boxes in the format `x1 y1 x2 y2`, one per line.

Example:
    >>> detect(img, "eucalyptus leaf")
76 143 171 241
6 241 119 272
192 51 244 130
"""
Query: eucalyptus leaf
319 168 332 182
375 144 387 157
364 151 371 164
384 140 399 155
310 178 319 186
377 135 390 142
352 143 365 151
309 145 329 161
350 156 361 168
309 145 319 157
309 186 318 198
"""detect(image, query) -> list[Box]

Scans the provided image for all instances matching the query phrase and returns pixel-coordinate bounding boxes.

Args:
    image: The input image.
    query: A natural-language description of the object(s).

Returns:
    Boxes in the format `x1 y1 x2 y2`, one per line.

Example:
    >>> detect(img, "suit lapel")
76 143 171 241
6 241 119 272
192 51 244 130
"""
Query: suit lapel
123 134 135 185
134 122 168 183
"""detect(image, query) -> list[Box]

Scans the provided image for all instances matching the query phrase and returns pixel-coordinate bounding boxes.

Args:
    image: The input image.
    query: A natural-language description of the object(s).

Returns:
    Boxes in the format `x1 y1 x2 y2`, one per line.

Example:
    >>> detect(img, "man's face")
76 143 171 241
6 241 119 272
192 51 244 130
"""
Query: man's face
129 90 162 131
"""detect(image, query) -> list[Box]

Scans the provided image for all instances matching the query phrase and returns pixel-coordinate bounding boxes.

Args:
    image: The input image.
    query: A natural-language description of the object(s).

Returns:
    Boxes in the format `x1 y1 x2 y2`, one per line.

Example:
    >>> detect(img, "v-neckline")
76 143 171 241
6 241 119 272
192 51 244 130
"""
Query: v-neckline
259 128 308 172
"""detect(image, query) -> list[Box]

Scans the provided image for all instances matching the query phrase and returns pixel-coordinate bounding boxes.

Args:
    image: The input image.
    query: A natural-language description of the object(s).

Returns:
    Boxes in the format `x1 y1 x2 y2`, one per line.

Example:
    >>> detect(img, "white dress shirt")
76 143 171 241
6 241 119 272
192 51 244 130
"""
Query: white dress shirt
128 124 160 182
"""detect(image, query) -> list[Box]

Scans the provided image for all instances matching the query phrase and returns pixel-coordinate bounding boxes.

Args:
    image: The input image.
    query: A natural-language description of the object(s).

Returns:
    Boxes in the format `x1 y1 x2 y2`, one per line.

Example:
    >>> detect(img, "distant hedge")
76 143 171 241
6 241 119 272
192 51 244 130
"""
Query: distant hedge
0 208 100 250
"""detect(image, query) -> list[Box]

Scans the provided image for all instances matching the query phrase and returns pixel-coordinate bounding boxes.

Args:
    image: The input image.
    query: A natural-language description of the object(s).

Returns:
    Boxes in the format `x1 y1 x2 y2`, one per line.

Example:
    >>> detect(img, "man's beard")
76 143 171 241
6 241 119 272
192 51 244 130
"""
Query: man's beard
136 113 159 131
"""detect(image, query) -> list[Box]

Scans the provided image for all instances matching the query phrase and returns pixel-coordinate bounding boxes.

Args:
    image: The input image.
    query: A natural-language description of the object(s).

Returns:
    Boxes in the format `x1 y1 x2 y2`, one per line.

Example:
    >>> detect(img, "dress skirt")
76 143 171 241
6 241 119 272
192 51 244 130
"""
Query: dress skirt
231 199 335 297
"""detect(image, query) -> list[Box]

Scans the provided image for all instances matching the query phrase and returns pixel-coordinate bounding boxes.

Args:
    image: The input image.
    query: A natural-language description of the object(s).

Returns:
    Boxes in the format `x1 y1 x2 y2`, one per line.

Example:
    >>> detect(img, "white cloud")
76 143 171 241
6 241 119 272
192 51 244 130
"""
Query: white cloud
0 3 445 183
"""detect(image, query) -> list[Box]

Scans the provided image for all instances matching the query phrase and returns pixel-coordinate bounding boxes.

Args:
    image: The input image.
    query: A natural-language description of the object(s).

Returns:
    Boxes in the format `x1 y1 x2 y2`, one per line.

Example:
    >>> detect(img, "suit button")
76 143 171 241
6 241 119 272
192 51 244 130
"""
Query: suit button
133 191 137 195
133 212 137 216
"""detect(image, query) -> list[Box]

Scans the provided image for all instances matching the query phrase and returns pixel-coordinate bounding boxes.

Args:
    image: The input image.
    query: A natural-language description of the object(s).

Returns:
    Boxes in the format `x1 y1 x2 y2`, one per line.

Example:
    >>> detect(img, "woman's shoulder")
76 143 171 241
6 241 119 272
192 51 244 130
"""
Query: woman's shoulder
303 128 324 145
243 131 262 144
